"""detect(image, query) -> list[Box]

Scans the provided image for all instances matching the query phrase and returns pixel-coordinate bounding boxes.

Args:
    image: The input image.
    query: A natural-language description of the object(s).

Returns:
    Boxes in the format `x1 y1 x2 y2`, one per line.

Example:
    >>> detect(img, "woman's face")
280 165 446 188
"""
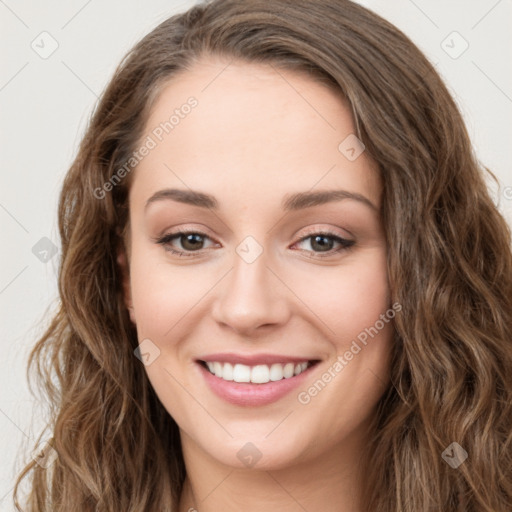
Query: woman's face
119 57 394 470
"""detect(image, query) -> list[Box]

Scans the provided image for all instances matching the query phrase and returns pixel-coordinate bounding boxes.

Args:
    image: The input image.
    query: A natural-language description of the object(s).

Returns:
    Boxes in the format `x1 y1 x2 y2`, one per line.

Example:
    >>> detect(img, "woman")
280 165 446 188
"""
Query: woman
14 0 512 510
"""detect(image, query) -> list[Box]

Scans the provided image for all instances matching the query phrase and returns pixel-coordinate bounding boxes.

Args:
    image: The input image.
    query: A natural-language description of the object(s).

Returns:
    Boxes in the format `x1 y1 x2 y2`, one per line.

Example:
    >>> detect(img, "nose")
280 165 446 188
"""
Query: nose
210 248 291 336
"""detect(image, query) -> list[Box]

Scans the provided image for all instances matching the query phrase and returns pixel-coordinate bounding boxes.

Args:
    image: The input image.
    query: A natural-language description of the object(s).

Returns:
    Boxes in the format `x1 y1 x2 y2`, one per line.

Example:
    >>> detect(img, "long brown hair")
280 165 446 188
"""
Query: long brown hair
13 0 512 510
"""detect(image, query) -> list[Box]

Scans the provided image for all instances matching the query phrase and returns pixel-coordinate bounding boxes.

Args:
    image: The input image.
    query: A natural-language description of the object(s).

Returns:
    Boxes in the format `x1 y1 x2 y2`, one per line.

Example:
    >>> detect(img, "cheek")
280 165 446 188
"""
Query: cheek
291 248 390 342
128 245 213 336
129 266 176 336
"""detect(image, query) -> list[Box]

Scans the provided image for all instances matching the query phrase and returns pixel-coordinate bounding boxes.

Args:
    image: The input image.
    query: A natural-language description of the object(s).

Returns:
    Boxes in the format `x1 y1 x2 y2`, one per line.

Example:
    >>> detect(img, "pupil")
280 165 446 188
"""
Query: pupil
312 235 332 252
182 234 203 250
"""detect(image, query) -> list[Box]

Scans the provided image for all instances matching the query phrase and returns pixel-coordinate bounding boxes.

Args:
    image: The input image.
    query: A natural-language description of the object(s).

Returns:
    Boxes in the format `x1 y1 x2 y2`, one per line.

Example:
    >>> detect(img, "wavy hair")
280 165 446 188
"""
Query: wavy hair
13 0 512 510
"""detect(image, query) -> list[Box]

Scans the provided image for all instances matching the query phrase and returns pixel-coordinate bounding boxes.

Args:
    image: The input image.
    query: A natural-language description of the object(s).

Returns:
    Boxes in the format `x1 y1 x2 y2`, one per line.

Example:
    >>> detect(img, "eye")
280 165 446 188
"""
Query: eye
292 231 355 258
154 229 355 259
155 230 217 257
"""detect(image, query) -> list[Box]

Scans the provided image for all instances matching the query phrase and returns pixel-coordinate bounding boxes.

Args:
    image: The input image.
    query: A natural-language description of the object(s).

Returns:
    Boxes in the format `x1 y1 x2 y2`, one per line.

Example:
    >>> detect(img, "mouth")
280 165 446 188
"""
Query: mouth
194 354 321 406
197 359 319 384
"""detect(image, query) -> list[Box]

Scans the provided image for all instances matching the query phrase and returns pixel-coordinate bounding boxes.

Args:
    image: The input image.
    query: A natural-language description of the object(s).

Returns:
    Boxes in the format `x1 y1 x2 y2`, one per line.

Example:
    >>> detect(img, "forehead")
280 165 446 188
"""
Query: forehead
130 56 381 209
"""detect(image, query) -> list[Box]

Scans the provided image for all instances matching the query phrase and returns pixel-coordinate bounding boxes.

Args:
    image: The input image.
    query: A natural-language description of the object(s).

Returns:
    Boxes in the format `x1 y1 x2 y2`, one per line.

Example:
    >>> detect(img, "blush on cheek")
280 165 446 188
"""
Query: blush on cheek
131 267 210 341
304 266 389 342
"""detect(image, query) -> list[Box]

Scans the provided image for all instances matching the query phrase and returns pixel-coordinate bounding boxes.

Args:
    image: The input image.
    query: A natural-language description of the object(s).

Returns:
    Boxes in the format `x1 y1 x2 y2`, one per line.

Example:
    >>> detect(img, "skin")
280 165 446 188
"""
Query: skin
118 56 394 512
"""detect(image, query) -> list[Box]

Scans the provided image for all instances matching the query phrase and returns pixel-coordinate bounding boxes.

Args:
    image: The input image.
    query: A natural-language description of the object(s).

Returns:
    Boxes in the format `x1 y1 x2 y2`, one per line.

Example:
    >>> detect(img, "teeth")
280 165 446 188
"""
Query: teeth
251 365 269 384
222 362 234 381
204 361 311 383
233 363 251 382
283 363 295 379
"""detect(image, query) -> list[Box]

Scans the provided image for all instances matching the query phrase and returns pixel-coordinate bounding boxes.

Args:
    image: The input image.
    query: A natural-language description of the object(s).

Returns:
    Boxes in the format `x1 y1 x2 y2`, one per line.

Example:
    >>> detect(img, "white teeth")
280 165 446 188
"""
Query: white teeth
203 361 311 383
233 364 251 382
269 363 283 381
251 365 270 384
222 362 234 381
283 363 295 378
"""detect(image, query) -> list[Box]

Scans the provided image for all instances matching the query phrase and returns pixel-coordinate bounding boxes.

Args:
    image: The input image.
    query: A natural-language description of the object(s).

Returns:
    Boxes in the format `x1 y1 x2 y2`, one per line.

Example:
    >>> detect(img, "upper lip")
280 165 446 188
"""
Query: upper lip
197 353 320 366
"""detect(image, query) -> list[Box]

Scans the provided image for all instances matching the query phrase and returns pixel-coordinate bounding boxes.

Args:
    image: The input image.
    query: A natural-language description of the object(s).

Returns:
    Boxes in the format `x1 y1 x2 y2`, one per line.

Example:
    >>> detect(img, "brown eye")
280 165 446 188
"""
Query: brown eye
179 233 206 251
156 230 216 257
293 232 355 258
310 235 335 252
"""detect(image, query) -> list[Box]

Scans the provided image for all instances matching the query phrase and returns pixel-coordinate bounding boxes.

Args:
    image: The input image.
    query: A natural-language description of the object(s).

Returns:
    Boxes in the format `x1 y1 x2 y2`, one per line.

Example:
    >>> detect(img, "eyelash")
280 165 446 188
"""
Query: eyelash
154 229 355 259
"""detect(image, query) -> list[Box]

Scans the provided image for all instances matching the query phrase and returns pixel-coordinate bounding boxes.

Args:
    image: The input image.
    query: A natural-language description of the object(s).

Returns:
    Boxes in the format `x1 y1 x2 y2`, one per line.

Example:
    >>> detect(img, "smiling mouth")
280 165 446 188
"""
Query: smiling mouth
198 360 320 384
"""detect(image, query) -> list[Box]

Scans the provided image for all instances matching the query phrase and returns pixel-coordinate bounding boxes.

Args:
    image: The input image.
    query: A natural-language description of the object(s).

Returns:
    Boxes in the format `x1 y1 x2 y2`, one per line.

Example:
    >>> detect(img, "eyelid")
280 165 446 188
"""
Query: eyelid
294 224 354 241
154 227 351 245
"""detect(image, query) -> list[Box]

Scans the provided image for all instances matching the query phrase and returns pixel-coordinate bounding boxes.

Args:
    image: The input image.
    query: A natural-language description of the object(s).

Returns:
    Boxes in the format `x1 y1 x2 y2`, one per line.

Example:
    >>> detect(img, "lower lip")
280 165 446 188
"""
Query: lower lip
197 362 316 407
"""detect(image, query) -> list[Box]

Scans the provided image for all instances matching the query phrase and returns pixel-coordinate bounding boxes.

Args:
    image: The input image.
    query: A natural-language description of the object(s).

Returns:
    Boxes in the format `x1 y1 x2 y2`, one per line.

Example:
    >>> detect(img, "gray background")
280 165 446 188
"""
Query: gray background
1 0 511 509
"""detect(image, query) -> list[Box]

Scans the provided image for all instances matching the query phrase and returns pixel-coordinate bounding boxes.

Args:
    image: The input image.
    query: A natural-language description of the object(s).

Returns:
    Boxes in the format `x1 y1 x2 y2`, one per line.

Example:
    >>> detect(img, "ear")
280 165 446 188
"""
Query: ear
117 246 136 325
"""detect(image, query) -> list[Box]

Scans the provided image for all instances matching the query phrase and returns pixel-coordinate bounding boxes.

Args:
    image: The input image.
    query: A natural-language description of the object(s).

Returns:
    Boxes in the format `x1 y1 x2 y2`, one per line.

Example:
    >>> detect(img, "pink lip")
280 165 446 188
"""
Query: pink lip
196 360 319 407
197 352 316 366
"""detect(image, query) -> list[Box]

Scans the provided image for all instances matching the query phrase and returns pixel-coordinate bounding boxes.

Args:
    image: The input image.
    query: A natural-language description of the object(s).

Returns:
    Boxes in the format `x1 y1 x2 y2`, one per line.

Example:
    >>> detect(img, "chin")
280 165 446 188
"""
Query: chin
193 428 312 471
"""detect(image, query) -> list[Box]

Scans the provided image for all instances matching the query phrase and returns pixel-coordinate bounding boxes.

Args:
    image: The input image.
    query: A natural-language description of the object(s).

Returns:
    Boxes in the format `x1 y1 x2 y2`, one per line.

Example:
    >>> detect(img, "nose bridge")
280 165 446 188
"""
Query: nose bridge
211 235 289 332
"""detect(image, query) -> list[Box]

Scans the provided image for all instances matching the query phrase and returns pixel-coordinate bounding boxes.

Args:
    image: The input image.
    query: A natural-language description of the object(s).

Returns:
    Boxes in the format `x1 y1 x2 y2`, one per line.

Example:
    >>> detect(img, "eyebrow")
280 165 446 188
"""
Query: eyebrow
144 188 378 212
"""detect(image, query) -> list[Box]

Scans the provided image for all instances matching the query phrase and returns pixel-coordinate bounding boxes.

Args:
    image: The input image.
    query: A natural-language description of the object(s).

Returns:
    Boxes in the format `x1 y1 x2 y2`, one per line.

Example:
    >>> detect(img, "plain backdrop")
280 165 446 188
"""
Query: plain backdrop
1 0 511 509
